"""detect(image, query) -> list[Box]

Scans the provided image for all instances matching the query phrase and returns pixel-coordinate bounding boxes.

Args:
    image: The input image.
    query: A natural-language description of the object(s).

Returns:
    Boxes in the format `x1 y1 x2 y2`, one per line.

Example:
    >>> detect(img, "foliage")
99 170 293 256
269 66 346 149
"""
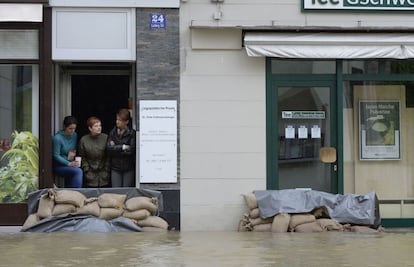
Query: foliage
0 131 38 203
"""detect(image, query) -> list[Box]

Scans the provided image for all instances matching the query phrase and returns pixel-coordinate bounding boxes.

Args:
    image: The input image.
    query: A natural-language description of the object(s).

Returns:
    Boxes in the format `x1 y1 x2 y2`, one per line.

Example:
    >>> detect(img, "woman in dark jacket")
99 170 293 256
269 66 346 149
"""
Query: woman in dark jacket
106 108 136 187
78 116 110 187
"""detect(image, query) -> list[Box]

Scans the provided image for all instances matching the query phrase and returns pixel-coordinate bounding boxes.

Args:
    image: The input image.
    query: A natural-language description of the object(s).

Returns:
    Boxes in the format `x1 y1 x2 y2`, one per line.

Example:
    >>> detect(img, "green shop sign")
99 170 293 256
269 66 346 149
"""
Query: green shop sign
303 0 414 11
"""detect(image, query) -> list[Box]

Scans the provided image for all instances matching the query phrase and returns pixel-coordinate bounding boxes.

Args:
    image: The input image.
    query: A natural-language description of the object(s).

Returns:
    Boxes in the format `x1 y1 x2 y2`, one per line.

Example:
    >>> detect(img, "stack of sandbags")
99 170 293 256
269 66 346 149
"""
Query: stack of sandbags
238 192 275 232
123 196 168 232
239 192 349 233
22 189 169 232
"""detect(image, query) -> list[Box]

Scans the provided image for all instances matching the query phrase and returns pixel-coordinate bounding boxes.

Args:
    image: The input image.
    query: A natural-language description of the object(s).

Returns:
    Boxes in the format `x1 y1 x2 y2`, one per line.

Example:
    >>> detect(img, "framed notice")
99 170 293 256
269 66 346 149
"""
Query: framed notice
359 100 400 160
139 100 177 183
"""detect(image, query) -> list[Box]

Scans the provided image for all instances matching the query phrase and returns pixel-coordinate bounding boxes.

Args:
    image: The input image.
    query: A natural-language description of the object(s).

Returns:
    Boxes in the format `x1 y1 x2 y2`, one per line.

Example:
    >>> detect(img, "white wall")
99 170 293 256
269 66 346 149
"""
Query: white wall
180 2 267 229
180 48 266 230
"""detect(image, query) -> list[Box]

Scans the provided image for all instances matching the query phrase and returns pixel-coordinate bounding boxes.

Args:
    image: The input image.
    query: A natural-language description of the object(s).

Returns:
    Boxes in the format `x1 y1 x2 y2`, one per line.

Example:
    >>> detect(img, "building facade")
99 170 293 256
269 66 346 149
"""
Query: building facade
0 0 181 228
2 0 414 230
180 0 414 230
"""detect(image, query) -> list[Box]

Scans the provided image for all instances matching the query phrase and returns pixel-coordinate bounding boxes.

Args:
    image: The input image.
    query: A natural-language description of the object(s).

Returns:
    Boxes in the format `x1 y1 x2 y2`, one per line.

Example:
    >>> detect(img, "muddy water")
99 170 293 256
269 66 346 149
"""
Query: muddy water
1 231 414 267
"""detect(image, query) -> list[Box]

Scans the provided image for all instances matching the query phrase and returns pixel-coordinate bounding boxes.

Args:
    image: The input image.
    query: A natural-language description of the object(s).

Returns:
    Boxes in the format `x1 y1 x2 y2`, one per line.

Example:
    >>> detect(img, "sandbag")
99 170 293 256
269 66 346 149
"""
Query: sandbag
123 209 151 220
76 199 100 217
249 216 273 226
317 218 344 231
294 221 324 233
242 193 258 209
289 213 316 230
137 216 169 230
99 207 124 220
249 208 260 219
55 190 86 208
98 193 126 209
52 204 77 216
252 223 271 232
37 193 55 218
271 213 291 233
238 219 250 232
125 196 157 213
22 214 39 230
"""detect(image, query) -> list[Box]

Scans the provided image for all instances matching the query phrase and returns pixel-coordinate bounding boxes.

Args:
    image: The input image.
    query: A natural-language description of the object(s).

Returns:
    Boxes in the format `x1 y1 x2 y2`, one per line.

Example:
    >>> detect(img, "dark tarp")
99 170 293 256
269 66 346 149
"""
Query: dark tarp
21 187 162 233
254 189 380 227
21 214 142 233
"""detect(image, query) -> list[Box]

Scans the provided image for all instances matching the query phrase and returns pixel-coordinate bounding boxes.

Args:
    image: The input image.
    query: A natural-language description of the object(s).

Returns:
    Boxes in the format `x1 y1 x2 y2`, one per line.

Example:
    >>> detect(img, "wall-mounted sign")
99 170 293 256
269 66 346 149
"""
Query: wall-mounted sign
282 111 325 119
359 100 400 160
139 100 177 183
303 0 414 11
150 13 166 29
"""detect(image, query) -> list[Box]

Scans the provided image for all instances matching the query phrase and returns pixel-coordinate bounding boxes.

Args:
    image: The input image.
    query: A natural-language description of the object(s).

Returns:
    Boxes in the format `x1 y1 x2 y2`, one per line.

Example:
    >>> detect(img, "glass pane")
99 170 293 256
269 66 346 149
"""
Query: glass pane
0 30 39 60
0 65 39 203
343 60 414 74
343 80 414 218
278 86 331 191
271 60 335 74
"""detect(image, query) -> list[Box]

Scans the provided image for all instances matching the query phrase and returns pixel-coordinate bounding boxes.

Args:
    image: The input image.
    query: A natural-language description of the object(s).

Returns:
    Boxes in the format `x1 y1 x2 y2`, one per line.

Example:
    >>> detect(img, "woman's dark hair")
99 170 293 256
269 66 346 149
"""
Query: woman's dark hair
63 115 78 128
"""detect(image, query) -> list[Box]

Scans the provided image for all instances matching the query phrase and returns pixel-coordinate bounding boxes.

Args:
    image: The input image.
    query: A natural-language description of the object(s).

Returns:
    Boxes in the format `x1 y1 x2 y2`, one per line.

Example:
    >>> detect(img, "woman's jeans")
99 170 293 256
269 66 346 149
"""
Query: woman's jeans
54 165 83 188
111 169 135 187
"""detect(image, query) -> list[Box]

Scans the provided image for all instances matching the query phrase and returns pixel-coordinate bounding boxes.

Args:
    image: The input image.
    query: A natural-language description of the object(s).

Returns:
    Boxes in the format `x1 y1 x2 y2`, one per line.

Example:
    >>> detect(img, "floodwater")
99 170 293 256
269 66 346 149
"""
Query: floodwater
1 230 414 267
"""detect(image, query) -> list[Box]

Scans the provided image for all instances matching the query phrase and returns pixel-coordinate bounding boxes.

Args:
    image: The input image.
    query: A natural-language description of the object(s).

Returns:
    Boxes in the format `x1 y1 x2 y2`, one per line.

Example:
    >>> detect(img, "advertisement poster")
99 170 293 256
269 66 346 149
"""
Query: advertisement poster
139 100 177 183
359 100 400 160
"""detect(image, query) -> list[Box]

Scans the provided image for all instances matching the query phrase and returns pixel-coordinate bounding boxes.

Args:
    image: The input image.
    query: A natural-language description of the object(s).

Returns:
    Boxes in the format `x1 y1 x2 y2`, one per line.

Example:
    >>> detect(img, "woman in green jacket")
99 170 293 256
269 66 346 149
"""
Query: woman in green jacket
78 116 110 187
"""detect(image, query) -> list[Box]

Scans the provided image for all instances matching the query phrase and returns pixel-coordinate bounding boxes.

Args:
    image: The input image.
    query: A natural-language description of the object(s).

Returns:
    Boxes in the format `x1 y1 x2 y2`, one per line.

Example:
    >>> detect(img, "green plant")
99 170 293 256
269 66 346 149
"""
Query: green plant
0 131 38 203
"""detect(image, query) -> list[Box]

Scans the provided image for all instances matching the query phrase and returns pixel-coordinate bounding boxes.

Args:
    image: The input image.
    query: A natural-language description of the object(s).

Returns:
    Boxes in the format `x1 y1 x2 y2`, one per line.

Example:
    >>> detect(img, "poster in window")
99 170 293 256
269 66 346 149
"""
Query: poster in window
359 100 400 160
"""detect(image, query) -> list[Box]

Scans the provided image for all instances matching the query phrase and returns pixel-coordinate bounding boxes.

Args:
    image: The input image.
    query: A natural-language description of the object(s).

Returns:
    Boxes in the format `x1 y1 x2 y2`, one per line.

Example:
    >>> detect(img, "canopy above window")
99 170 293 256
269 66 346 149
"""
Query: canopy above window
244 32 414 59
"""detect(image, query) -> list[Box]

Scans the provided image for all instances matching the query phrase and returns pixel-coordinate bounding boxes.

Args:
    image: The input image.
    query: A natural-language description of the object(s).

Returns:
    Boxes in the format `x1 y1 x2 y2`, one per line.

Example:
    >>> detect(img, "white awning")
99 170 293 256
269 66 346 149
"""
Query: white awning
244 32 414 59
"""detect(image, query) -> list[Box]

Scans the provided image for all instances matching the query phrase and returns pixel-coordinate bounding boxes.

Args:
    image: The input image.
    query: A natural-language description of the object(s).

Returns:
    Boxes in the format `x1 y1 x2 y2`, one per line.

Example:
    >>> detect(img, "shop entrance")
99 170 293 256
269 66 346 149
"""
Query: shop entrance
274 81 337 192
267 79 338 193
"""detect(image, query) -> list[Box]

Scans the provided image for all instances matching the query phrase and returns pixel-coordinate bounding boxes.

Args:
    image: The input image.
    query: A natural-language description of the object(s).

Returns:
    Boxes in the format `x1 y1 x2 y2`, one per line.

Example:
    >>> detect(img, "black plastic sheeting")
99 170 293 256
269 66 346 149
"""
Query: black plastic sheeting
21 187 163 233
21 214 143 233
254 189 381 228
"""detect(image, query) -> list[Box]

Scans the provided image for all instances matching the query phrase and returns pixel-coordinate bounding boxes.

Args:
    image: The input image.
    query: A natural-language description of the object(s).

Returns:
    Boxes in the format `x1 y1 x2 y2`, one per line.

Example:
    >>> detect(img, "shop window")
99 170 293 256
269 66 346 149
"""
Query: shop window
0 65 39 203
343 60 414 218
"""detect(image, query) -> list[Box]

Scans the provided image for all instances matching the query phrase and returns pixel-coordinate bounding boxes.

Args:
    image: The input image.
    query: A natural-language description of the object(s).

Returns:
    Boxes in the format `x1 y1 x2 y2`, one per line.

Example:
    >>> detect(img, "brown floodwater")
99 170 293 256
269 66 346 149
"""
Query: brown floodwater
1 230 414 267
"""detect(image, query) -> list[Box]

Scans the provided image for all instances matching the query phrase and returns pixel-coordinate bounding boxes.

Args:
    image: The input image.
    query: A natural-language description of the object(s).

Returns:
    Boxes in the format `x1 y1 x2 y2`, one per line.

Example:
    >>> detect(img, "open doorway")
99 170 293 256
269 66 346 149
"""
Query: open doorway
71 74 130 138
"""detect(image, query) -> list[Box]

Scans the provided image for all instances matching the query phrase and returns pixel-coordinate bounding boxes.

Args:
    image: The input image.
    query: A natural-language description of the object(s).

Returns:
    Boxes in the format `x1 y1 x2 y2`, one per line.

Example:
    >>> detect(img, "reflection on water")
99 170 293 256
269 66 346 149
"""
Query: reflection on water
1 231 414 266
